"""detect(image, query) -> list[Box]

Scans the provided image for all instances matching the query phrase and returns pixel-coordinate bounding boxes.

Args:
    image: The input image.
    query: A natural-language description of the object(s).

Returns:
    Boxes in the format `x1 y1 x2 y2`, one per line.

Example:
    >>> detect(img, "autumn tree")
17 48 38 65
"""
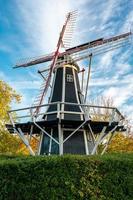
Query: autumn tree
89 96 114 121
107 133 133 153
17 137 39 155
89 96 133 153
0 80 21 154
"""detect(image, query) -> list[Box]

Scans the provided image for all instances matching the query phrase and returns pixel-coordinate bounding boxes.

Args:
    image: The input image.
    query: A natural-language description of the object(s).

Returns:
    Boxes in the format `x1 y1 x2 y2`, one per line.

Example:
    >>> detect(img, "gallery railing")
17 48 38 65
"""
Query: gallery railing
8 101 125 125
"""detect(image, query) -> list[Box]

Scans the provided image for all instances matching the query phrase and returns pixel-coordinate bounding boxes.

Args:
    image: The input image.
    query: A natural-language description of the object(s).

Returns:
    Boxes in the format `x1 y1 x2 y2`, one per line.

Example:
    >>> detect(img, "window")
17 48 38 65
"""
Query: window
67 74 73 82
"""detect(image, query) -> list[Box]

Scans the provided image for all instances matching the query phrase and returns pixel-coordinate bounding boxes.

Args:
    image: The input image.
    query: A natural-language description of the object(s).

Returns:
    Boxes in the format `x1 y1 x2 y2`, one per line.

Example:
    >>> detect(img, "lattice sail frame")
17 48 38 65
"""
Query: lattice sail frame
14 32 132 69
62 10 78 49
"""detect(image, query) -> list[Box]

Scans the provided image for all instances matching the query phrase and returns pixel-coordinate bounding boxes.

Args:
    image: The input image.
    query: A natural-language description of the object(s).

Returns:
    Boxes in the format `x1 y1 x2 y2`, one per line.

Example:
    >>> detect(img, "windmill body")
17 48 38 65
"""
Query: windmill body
6 11 132 155
40 61 87 155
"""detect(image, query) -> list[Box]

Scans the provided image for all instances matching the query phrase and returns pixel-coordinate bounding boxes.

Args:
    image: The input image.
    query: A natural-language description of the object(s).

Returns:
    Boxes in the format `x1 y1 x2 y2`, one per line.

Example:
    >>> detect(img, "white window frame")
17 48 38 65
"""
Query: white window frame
67 74 73 82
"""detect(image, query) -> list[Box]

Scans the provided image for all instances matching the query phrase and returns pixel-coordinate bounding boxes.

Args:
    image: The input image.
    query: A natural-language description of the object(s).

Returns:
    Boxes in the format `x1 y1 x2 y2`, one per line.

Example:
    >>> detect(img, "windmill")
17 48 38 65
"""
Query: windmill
7 11 132 155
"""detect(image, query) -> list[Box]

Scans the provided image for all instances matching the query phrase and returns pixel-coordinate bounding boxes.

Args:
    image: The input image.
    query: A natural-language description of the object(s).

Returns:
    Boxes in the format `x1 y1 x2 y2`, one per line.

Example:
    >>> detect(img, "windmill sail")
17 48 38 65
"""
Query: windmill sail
62 10 78 49
14 32 132 69
32 11 78 116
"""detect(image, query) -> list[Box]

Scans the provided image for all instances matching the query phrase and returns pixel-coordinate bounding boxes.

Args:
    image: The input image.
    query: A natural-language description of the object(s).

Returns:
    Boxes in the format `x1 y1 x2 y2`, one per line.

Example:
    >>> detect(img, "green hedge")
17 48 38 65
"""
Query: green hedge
0 153 133 200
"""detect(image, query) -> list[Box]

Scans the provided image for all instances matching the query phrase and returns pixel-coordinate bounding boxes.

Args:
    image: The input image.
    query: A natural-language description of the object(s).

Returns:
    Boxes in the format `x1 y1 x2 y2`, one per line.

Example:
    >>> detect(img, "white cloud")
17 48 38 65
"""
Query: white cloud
120 10 133 33
102 84 133 107
98 51 115 70
9 80 40 90
13 0 75 54
100 0 119 25
90 74 133 87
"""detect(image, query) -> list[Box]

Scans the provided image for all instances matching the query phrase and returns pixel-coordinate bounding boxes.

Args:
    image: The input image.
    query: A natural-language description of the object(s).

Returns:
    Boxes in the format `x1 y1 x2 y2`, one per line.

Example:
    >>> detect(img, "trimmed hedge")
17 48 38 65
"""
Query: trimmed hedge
0 153 133 200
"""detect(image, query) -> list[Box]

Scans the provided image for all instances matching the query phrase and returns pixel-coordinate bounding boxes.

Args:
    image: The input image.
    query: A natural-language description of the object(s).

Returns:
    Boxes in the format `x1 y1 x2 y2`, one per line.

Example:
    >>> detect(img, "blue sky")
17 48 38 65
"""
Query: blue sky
0 0 133 127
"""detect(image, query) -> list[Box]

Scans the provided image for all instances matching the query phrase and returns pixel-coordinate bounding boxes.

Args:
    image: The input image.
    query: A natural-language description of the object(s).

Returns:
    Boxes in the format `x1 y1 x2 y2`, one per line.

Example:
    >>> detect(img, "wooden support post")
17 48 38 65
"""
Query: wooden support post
84 54 92 103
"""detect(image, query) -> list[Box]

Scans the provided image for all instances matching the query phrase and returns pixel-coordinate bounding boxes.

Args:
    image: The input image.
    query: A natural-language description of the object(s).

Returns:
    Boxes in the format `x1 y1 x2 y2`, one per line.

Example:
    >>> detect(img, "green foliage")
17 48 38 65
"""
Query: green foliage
0 80 21 124
0 130 20 154
0 80 21 154
107 133 133 153
0 154 132 200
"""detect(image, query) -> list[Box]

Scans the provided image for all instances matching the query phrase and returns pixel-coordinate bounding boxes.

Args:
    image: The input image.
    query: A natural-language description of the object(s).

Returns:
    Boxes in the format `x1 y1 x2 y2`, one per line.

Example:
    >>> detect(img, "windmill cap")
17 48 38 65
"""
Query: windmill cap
54 55 80 72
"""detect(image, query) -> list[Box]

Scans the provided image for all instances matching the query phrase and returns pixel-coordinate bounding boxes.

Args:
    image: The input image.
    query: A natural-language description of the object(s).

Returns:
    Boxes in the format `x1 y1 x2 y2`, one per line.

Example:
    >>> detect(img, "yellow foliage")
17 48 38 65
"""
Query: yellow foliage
107 133 133 153
0 80 21 124
0 80 21 154
17 136 39 155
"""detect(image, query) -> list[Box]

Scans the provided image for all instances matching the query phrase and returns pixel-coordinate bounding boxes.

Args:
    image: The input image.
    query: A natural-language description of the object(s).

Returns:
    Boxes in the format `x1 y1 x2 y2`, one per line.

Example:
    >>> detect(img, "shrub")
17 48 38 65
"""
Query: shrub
0 153 132 200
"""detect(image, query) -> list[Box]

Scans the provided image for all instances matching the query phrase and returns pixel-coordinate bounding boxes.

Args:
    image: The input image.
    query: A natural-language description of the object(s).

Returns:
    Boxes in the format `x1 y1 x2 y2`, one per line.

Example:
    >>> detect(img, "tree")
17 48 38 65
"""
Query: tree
89 96 114 121
0 80 21 154
17 137 39 155
107 133 133 153
89 96 133 153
